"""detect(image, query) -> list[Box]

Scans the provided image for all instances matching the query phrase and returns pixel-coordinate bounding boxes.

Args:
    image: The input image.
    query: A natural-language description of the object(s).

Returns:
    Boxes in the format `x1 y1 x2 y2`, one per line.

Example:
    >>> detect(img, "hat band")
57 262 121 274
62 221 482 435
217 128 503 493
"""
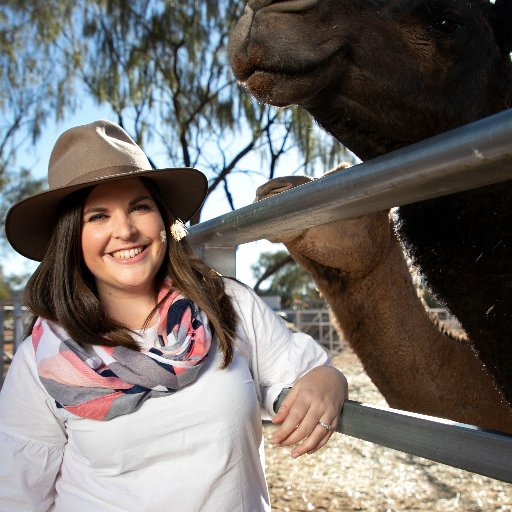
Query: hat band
56 164 151 189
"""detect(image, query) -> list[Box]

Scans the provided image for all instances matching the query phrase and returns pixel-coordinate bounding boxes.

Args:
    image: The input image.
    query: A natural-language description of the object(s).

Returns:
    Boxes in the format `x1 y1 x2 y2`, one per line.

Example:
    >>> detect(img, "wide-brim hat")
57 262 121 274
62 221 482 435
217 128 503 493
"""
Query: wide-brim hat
5 120 208 261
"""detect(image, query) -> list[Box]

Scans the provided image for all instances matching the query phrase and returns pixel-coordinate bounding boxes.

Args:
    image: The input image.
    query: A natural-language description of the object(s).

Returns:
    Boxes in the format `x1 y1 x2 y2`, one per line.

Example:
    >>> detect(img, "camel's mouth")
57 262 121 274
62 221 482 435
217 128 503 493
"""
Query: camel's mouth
232 34 345 80
237 45 349 107
228 0 346 105
241 69 314 107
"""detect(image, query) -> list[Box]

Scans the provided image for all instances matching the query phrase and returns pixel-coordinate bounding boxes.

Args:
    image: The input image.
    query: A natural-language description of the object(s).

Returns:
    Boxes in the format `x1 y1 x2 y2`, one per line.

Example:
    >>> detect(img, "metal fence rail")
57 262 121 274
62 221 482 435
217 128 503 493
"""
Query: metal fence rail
189 109 512 255
189 109 512 483
339 401 512 484
272 392 512 484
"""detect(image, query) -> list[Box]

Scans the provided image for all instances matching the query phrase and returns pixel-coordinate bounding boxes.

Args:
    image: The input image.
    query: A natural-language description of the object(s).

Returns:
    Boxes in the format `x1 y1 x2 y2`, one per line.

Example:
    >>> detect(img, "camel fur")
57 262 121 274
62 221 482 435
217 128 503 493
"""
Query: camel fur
229 0 512 432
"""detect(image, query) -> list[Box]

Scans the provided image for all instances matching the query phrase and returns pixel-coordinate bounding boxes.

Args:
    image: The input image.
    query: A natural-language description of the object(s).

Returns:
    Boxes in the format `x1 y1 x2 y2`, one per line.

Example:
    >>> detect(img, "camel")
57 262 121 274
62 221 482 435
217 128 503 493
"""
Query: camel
228 0 512 432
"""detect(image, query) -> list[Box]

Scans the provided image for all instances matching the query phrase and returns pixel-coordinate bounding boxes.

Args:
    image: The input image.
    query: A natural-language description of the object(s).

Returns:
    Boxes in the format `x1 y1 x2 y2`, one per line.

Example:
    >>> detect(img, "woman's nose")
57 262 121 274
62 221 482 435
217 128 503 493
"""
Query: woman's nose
112 213 137 240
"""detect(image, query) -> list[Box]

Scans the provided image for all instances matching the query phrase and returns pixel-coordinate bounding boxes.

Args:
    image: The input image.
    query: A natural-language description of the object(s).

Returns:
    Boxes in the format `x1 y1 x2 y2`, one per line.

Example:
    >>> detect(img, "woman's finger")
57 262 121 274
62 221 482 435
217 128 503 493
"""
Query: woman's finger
271 386 297 425
272 395 311 445
289 417 337 458
276 404 330 446
303 416 339 455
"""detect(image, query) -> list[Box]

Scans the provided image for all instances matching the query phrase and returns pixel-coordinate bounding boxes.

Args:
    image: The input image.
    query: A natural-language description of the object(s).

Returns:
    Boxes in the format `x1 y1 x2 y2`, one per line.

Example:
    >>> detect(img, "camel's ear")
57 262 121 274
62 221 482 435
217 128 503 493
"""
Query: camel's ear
493 0 512 53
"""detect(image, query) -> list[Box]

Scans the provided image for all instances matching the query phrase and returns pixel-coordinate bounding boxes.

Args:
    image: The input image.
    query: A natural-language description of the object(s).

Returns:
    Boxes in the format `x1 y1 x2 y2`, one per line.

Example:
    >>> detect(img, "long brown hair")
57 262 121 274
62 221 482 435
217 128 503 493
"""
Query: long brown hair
24 179 237 368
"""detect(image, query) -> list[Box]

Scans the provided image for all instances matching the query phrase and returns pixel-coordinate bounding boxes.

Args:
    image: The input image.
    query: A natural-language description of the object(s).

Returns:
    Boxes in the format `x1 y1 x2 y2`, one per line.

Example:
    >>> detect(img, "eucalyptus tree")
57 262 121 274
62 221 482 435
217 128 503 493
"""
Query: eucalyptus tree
0 1 76 213
2 0 351 227
71 0 350 221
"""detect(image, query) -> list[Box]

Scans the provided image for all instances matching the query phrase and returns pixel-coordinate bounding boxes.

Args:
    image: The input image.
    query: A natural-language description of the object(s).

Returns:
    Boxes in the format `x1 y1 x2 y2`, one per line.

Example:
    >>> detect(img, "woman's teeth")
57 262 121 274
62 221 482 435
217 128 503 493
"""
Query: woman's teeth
112 247 144 260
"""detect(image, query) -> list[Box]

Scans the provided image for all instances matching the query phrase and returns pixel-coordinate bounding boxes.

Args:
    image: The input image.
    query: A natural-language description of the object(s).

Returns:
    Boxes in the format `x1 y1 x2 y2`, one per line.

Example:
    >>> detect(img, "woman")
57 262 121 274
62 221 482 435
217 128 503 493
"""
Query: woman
0 120 347 511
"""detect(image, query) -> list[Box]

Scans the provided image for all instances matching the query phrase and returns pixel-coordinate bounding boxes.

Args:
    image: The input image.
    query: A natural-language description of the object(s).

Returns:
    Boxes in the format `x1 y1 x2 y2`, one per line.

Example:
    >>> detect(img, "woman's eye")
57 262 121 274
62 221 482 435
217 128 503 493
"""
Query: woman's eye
87 213 107 222
429 17 463 34
132 203 152 212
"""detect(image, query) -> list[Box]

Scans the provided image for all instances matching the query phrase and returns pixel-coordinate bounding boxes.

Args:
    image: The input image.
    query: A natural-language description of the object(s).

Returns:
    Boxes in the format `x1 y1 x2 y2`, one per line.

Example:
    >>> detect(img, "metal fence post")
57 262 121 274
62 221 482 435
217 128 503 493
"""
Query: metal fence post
0 304 5 383
13 294 24 353
194 245 237 278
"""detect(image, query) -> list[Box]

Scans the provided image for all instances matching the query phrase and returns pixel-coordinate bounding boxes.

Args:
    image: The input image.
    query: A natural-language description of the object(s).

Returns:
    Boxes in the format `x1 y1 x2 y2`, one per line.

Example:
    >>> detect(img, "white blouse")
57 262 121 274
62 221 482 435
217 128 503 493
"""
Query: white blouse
0 280 330 512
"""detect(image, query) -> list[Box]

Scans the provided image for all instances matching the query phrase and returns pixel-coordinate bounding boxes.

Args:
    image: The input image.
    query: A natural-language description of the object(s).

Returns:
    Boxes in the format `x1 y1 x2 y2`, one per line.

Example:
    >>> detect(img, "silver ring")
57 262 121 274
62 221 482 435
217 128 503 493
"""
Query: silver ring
318 420 334 431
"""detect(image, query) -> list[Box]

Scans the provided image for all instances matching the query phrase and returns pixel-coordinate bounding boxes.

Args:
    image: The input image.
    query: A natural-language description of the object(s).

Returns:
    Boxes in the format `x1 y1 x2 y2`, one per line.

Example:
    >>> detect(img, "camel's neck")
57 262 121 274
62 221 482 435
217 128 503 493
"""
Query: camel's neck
312 234 441 374
397 180 512 404
303 96 412 161
290 231 505 414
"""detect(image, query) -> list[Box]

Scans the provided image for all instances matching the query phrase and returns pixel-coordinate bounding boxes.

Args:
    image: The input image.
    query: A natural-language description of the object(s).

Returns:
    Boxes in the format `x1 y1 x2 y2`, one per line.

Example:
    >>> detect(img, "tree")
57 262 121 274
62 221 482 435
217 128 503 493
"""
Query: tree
0 0 354 293
1 0 352 222
0 1 74 158
70 0 352 221
0 1 77 219
251 250 321 308
0 264 30 300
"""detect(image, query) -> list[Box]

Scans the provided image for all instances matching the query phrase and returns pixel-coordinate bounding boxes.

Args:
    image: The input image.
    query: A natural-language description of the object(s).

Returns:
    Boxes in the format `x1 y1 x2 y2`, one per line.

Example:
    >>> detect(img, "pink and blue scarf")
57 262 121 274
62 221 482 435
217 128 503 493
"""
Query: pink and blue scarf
33 283 211 421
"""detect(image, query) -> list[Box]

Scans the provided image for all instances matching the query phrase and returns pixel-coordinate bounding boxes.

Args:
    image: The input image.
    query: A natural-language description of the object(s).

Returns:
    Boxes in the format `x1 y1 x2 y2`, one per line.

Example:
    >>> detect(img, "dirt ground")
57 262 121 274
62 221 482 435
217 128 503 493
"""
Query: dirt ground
264 348 512 512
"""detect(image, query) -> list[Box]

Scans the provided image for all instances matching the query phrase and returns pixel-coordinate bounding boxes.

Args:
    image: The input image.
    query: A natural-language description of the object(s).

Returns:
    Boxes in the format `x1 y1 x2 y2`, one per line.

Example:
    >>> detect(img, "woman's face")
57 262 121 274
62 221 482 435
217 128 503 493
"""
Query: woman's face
81 178 166 300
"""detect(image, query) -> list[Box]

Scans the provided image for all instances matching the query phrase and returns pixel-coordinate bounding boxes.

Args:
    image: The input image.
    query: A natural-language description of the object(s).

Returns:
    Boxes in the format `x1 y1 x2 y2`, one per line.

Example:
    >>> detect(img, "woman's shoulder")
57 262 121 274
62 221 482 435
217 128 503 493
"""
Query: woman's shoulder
1 335 43 400
221 277 283 331
2 335 42 391
222 277 260 305
10 335 37 364
222 276 250 293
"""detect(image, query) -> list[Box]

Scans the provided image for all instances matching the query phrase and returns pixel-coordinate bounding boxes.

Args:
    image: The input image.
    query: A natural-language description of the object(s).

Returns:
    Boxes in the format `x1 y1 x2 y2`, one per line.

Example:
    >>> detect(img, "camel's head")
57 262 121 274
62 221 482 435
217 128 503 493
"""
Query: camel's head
229 0 512 159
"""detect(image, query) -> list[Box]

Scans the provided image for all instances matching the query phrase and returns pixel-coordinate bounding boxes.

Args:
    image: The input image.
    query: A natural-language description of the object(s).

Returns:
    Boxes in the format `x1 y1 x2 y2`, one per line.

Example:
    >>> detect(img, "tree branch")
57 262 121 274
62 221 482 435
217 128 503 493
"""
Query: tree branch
253 254 295 293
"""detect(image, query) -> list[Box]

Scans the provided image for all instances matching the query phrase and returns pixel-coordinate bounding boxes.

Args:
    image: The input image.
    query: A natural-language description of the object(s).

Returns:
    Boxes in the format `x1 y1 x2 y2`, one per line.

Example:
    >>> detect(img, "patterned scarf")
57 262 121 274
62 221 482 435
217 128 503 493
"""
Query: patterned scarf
33 282 211 421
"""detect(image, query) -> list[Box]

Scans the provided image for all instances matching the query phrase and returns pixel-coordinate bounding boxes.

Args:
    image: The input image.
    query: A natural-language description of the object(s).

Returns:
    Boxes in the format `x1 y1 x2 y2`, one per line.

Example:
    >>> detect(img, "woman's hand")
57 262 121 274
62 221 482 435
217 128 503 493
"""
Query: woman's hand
271 365 348 458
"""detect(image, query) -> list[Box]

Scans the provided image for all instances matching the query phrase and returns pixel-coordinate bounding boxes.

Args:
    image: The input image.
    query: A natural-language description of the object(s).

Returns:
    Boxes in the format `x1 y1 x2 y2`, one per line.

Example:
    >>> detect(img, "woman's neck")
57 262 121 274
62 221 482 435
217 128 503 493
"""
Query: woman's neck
100 291 158 330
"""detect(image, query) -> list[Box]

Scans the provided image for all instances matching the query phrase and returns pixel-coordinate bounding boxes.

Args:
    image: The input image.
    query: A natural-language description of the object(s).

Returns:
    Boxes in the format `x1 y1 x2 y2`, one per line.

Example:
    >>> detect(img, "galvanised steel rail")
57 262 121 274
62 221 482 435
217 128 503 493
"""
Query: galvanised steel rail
189 109 512 483
272 392 512 484
188 109 512 249
338 401 512 484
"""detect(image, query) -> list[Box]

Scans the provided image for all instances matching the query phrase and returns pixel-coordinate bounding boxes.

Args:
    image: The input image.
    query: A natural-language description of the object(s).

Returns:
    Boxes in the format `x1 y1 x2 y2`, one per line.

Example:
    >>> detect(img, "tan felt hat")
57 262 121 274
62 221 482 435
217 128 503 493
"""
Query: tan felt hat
5 120 208 261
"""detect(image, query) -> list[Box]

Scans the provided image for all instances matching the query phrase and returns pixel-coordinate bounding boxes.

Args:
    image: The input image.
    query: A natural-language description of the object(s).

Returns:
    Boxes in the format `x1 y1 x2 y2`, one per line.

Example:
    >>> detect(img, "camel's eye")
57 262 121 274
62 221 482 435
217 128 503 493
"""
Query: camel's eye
428 17 463 34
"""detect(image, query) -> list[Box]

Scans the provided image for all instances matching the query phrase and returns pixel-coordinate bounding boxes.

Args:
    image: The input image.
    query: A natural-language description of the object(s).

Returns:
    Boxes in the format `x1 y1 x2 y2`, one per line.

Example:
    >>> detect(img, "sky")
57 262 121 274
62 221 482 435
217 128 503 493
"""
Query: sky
3 97 284 287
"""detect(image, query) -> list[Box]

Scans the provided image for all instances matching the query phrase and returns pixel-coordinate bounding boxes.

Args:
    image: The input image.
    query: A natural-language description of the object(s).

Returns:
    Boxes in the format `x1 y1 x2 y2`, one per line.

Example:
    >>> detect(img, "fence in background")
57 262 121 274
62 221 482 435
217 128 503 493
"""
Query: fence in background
0 300 27 383
0 302 460 379
281 308 341 351
280 306 462 352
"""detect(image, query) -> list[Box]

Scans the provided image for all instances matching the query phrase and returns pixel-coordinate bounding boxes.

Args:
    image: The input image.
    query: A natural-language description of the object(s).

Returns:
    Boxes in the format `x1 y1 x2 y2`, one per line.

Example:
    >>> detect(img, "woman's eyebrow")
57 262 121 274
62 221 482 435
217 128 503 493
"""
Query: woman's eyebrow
128 195 153 206
83 206 107 215
83 195 153 214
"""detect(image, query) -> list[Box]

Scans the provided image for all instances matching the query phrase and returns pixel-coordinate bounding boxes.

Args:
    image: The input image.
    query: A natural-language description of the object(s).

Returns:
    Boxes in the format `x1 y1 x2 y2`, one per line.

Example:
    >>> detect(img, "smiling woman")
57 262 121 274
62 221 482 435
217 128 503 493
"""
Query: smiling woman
0 120 347 512
80 179 167 327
